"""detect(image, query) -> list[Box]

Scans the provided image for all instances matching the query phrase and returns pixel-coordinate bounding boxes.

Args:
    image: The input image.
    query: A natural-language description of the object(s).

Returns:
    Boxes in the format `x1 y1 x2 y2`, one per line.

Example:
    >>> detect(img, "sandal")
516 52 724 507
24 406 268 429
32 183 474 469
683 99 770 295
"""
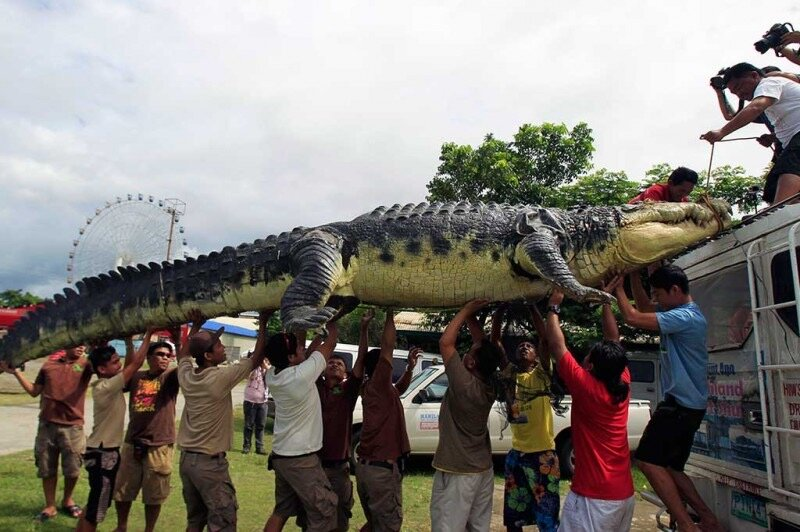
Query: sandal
61 504 82 518
34 510 56 522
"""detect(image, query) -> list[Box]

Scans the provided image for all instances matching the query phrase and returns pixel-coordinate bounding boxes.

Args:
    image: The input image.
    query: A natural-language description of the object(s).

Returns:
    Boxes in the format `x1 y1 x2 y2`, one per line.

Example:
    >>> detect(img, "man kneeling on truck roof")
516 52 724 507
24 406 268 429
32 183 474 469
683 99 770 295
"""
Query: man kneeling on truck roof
613 265 722 532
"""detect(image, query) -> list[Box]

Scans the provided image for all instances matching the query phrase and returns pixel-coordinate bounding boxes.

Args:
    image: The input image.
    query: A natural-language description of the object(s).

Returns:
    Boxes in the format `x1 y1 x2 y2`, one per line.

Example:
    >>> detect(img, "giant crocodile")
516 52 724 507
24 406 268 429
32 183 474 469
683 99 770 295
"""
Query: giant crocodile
0 200 731 366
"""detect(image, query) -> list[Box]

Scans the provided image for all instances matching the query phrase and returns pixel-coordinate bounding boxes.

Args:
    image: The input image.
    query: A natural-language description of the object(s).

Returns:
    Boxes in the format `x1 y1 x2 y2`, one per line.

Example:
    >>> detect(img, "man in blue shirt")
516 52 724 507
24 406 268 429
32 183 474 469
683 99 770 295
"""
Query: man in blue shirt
614 265 721 532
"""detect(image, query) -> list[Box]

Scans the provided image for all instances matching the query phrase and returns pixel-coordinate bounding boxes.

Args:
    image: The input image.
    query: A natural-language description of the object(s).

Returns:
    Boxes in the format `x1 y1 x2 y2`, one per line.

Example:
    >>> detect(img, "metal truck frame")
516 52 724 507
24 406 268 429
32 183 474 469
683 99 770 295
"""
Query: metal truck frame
665 200 800 531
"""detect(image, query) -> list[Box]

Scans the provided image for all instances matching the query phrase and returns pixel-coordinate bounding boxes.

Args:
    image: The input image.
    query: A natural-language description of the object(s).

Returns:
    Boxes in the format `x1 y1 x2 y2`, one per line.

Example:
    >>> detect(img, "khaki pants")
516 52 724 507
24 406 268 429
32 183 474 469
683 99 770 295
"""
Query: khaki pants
113 443 174 505
34 421 85 479
271 453 337 532
355 461 403 532
180 451 238 532
430 469 494 532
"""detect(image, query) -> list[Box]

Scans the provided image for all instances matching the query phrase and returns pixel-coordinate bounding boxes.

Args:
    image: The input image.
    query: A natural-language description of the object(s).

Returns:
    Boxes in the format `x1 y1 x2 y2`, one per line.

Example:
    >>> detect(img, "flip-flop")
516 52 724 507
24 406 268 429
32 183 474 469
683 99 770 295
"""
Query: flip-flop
61 504 82 518
34 511 56 522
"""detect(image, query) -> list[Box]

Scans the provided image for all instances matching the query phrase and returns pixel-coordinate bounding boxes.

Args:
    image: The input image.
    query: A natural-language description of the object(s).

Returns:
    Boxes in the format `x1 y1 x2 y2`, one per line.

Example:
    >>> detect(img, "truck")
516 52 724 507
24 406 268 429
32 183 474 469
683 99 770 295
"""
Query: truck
351 362 653 477
659 200 800 531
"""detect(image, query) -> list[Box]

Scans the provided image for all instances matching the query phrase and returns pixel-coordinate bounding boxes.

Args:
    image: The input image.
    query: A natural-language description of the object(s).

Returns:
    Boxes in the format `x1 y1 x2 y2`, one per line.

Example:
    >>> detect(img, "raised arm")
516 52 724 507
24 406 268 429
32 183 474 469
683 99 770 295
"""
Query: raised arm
439 300 490 365
123 336 136 368
0 361 43 397
380 310 396 366
466 315 486 344
629 271 656 313
528 304 551 371
614 283 660 331
544 290 568 363
178 310 205 361
395 346 422 394
356 308 375 377
249 310 274 369
490 305 509 369
600 279 622 342
121 328 157 384
315 320 340 361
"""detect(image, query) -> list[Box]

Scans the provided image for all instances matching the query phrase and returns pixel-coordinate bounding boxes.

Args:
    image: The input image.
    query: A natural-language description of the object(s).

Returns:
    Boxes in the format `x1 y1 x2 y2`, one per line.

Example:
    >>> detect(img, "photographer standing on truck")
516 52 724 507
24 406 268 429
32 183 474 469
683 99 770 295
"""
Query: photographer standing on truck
613 266 721 532
710 67 780 155
701 62 800 204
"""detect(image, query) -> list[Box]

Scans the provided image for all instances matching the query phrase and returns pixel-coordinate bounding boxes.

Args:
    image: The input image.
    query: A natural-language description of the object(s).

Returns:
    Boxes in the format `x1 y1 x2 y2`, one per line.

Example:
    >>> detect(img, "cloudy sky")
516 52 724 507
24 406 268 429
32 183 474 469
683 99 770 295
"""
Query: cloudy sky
1 0 798 299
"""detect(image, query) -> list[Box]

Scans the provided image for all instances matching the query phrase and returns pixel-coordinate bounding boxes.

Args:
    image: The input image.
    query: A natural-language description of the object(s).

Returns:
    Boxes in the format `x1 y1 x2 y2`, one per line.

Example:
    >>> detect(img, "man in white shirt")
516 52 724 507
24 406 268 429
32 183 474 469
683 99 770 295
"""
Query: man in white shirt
701 62 800 204
263 322 339 532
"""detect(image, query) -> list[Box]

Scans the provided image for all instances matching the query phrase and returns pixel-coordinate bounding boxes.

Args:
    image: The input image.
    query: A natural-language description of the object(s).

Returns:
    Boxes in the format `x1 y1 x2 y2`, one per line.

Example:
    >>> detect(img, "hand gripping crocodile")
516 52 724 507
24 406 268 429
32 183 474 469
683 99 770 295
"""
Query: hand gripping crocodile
0 199 731 366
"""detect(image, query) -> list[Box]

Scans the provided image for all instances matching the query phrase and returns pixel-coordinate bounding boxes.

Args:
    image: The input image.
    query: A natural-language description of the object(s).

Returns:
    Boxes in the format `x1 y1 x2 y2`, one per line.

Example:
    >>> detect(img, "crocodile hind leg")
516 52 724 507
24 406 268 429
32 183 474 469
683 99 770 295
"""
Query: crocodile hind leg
281 229 347 331
516 232 614 304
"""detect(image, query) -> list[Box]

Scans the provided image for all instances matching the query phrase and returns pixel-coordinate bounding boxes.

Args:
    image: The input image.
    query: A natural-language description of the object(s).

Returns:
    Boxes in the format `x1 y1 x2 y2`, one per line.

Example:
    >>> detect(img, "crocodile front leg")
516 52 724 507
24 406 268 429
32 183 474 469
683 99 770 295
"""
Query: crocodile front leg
516 232 614 304
280 229 346 331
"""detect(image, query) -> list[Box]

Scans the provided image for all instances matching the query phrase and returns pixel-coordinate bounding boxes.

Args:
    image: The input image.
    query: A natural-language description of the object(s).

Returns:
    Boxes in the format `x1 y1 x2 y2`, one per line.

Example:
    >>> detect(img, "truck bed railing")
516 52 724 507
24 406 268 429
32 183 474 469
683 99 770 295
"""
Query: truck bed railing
747 220 800 501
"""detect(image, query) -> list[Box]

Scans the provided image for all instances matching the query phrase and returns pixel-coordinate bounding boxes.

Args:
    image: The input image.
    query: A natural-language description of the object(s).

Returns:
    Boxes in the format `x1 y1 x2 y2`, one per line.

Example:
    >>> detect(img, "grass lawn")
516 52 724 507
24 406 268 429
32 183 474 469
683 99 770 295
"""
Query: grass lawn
0 392 38 406
0 410 651 531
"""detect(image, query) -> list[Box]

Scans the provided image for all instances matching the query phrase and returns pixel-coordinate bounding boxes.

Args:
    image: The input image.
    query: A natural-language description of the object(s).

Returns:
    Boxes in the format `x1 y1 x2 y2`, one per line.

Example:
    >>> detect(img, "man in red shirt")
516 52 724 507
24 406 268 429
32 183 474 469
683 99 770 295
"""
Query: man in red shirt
628 167 698 204
544 287 635 531
2 345 92 522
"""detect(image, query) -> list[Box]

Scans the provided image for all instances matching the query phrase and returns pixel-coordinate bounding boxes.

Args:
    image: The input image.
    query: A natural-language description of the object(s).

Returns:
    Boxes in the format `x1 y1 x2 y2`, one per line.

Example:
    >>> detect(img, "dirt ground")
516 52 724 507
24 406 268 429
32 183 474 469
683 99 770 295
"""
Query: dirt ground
487 483 664 530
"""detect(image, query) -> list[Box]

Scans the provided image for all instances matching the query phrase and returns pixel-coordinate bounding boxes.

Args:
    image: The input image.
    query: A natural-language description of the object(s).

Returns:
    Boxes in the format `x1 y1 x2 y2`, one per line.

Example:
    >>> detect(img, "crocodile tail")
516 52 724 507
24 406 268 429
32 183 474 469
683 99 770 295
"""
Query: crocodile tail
0 235 296 367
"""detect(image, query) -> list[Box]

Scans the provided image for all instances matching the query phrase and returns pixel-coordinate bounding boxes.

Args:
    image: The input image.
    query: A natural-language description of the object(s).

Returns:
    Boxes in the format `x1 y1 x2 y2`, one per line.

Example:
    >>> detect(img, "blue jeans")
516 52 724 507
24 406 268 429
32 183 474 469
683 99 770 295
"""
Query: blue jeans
242 401 267 451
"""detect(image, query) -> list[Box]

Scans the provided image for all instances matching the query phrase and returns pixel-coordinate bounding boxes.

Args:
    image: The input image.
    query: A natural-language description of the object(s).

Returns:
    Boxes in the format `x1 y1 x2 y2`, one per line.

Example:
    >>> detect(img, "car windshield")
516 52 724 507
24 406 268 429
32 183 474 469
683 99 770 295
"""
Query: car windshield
400 366 439 399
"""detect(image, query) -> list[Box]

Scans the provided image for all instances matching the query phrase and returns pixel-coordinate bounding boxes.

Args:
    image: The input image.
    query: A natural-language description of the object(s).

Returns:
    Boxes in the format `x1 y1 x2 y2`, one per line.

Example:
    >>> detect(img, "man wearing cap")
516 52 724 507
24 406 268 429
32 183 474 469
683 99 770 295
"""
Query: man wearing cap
702 62 800 204
177 310 272 532
1 345 92 522
113 338 180 532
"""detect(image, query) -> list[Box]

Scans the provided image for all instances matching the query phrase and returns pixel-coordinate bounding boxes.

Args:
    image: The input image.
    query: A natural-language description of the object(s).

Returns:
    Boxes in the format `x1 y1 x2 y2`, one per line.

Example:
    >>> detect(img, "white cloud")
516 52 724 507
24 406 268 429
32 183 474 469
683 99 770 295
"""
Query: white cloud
1 0 798 297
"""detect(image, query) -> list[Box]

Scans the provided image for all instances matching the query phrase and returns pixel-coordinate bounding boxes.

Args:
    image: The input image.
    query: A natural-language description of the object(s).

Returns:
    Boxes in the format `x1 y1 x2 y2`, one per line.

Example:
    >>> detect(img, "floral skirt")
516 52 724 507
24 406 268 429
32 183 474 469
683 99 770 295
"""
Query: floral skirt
503 448 560 531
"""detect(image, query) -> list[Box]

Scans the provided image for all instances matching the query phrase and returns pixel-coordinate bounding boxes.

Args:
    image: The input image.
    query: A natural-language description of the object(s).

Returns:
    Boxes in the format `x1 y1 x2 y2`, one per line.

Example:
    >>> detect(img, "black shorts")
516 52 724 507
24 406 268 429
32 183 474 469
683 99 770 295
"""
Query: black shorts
764 132 800 203
83 447 121 525
634 396 705 472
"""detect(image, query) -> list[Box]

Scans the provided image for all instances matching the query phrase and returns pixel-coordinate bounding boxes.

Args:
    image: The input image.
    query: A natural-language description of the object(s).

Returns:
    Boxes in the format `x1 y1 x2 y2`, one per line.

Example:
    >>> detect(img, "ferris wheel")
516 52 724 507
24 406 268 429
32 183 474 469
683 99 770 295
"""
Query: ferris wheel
67 194 189 284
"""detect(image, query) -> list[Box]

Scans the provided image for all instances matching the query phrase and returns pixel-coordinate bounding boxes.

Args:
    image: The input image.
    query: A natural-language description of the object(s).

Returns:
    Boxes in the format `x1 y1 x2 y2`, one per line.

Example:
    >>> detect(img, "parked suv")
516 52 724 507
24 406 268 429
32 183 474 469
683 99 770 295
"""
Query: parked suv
351 363 652 477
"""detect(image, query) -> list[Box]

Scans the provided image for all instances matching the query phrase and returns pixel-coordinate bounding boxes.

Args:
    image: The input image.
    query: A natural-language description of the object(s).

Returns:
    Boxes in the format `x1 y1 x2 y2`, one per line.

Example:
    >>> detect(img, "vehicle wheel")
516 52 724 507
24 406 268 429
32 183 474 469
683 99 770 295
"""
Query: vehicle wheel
349 426 361 471
557 434 575 479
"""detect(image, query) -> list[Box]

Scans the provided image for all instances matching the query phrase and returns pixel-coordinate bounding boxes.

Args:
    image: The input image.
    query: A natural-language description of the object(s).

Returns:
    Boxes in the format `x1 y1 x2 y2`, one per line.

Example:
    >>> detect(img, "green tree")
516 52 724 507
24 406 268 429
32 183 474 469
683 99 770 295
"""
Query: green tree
548 169 641 208
426 123 595 205
0 289 42 308
696 165 764 215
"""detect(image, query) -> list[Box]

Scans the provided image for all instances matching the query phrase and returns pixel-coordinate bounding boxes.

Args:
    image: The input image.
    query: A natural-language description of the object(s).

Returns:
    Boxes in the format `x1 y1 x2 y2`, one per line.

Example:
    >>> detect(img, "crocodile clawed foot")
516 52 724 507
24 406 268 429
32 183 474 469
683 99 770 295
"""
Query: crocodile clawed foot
567 287 616 305
282 305 338 332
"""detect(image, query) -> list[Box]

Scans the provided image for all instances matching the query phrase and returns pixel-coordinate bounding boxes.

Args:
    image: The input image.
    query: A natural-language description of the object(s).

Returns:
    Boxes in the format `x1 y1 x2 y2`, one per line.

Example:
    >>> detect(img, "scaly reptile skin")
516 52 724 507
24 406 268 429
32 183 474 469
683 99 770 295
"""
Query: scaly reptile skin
0 200 731 365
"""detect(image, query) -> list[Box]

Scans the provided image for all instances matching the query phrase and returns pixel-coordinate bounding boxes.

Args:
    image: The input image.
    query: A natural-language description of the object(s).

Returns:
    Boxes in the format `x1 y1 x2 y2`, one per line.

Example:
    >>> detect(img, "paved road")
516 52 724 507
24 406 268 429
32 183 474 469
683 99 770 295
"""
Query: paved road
0 366 245 456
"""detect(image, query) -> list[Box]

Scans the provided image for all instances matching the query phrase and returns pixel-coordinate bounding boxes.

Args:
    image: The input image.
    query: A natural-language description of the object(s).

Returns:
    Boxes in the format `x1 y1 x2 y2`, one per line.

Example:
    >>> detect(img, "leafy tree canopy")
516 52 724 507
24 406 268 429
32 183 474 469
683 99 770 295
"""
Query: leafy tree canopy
426 122 594 205
0 289 42 308
547 168 641 208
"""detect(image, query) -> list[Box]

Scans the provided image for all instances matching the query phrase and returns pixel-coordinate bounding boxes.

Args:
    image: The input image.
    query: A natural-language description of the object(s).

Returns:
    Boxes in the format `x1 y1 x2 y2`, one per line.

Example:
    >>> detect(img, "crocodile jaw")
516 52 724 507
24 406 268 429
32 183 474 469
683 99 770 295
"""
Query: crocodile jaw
616 200 731 266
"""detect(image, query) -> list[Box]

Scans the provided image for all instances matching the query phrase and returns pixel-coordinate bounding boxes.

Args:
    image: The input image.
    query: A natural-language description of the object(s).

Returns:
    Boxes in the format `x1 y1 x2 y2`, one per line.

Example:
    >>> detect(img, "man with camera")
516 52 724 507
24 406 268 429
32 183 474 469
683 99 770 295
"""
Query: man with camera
701 63 800 204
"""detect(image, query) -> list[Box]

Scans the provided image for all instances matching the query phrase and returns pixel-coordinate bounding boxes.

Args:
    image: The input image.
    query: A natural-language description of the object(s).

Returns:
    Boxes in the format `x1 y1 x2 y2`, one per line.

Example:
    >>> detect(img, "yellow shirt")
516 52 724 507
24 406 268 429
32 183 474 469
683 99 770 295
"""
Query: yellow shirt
510 366 555 453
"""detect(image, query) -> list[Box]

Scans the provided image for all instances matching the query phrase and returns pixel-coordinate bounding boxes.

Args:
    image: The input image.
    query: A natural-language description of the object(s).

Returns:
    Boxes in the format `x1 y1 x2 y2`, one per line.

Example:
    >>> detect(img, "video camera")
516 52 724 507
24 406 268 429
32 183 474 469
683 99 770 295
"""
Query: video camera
710 67 728 90
754 22 794 54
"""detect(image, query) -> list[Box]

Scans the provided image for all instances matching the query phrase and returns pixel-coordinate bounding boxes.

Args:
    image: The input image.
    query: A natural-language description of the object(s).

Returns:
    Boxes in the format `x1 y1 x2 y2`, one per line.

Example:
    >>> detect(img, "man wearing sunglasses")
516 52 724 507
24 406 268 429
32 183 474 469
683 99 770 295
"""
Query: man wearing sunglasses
113 339 179 532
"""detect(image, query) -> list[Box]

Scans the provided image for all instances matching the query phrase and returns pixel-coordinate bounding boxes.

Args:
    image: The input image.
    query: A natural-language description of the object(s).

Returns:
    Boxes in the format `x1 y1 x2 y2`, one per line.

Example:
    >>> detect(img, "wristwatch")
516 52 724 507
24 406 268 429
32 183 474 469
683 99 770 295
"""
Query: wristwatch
547 304 561 315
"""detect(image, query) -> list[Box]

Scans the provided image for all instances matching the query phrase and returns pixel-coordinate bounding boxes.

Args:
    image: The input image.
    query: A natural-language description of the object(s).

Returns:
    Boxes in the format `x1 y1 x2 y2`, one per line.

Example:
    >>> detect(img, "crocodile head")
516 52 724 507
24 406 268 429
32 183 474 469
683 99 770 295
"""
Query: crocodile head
614 199 732 265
